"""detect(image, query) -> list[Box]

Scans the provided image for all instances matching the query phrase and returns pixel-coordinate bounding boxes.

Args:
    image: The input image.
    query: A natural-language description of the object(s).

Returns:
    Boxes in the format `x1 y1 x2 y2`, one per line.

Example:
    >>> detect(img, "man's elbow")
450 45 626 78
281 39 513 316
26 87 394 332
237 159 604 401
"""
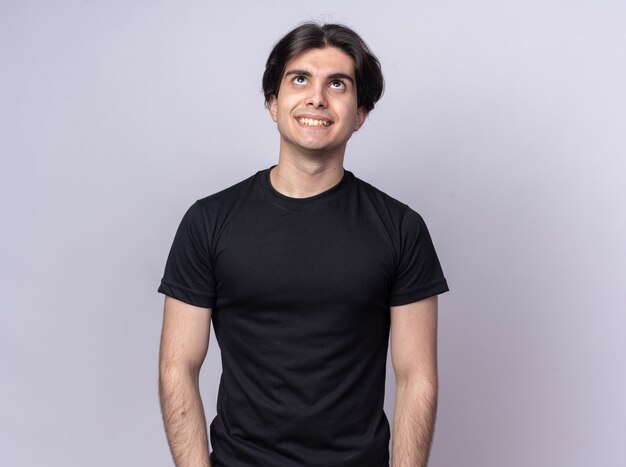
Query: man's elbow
159 360 200 392
395 368 438 398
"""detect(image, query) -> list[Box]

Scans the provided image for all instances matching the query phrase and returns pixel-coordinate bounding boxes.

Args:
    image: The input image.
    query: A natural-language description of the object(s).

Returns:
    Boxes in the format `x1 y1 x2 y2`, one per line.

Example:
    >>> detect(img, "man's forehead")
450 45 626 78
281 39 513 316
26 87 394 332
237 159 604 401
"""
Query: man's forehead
283 46 356 79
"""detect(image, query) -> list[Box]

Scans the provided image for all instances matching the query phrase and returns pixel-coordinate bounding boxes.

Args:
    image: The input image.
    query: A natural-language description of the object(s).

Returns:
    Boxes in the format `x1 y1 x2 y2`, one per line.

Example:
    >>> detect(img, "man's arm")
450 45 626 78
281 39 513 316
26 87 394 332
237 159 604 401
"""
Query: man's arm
159 296 212 467
390 295 439 467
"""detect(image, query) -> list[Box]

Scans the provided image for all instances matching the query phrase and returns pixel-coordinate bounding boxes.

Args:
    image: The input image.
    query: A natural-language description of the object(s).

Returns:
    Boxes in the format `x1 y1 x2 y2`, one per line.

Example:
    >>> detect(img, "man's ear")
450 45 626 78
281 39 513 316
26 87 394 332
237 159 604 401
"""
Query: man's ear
268 96 278 122
354 106 368 131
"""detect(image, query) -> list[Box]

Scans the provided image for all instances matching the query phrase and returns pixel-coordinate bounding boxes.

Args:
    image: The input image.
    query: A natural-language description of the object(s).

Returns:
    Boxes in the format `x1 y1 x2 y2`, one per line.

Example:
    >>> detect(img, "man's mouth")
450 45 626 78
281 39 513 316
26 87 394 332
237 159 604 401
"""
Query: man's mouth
296 117 331 127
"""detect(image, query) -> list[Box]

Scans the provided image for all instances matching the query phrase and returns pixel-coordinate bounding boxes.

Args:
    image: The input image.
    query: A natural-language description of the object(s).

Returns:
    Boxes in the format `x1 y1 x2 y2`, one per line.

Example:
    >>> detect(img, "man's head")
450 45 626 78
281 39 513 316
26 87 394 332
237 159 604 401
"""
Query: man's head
262 23 384 113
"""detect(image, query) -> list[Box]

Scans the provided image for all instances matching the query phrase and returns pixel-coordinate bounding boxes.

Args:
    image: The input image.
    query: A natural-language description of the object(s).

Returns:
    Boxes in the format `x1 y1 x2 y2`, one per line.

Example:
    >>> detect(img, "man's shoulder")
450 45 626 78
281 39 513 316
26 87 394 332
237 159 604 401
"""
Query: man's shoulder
351 172 411 216
195 169 266 211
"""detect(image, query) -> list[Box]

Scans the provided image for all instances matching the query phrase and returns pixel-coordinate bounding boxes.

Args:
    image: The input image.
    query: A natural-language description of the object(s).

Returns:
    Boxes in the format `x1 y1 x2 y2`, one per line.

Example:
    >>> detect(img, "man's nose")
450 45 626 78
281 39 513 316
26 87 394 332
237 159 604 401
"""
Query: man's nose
305 84 327 108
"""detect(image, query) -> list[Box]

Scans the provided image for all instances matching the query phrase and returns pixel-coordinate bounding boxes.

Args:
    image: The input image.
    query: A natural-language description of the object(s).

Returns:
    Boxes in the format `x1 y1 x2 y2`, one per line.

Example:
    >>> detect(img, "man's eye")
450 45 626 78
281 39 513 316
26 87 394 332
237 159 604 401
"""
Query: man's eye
330 80 345 89
293 76 307 85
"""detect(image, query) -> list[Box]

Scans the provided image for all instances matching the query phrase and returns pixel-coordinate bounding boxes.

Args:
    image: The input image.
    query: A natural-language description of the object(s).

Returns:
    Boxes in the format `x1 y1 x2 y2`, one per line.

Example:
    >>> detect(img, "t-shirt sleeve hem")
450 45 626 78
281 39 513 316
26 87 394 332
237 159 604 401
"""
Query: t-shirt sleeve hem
389 279 449 307
158 280 216 309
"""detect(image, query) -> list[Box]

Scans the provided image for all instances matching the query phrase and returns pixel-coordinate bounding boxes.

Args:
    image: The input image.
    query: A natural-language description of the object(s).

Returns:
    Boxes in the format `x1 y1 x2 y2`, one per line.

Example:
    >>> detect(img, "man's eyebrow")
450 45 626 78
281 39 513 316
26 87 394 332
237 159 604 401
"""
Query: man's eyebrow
327 73 355 85
284 69 355 85
284 69 312 78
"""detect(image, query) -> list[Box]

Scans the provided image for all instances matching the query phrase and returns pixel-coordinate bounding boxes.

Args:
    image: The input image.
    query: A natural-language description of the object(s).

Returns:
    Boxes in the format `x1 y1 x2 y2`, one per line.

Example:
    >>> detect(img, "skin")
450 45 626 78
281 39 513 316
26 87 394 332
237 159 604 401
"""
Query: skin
267 46 367 198
159 297 212 467
159 45 439 467
390 296 439 467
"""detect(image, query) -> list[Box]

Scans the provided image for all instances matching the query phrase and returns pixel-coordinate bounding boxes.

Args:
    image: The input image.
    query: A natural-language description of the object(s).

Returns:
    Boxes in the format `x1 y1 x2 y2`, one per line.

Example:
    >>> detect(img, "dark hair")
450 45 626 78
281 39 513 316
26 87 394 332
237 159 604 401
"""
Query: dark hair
262 23 384 112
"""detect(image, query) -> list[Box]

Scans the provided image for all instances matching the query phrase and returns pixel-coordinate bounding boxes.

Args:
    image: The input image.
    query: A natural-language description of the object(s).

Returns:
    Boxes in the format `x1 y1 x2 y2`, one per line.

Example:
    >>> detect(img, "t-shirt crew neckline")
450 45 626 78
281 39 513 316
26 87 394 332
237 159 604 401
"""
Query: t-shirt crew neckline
259 165 352 210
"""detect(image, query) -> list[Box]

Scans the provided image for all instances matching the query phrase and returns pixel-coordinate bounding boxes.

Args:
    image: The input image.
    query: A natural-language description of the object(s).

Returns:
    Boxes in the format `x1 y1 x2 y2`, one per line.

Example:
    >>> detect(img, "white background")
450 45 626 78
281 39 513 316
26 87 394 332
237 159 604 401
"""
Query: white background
1 1 625 466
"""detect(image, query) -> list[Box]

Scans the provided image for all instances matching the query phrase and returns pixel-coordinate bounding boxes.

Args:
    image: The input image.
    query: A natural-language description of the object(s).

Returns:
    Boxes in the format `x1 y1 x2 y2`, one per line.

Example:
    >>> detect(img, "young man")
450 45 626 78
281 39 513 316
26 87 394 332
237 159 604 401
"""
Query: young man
158 23 448 467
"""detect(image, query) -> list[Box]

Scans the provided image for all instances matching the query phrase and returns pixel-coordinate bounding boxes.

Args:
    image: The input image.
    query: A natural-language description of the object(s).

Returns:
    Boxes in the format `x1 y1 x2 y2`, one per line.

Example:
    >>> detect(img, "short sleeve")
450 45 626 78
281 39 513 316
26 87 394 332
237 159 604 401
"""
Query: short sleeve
157 202 216 308
389 208 449 306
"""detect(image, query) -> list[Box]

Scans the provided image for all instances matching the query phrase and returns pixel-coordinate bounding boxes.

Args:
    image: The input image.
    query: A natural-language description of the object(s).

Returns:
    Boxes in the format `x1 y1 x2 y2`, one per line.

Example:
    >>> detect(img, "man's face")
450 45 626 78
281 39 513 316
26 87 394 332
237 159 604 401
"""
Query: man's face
268 47 367 158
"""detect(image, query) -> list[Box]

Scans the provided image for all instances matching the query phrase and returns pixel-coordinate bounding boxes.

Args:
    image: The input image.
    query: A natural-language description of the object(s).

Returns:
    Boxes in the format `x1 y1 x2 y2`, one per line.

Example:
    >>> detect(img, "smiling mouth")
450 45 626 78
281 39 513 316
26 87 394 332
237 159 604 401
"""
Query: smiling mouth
297 117 331 127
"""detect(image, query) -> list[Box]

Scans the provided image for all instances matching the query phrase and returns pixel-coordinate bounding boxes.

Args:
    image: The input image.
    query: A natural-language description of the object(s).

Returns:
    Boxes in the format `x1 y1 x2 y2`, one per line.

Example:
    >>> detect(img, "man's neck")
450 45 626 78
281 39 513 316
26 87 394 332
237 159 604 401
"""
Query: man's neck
270 155 345 199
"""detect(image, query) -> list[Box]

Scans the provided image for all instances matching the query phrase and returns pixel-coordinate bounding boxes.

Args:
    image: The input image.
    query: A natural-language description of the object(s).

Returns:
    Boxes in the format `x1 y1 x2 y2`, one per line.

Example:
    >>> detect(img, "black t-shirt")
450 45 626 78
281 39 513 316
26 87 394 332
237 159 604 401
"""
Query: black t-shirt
158 168 449 466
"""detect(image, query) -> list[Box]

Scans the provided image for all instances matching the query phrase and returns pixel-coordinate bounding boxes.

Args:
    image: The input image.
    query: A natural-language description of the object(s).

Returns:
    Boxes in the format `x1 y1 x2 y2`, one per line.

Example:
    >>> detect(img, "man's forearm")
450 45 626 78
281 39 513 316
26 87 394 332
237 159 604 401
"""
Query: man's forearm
159 366 211 467
391 378 438 467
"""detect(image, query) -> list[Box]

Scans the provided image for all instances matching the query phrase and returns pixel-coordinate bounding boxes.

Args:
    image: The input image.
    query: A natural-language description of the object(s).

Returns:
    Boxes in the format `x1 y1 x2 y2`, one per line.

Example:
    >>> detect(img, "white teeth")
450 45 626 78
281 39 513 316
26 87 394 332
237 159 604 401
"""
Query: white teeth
298 117 330 127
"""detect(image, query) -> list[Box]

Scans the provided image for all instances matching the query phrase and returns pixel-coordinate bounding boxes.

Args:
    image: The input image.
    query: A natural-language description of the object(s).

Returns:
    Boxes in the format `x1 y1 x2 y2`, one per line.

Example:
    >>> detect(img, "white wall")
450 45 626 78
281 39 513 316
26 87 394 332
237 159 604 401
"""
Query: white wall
1 1 624 465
